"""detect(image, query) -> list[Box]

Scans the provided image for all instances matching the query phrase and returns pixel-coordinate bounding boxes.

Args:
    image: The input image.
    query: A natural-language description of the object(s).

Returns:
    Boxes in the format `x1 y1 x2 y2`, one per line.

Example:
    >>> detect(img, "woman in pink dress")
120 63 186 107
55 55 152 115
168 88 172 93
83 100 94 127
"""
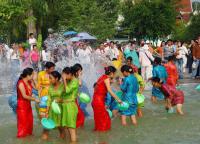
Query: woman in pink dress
151 77 184 115
22 48 30 69
16 68 40 138
92 66 122 131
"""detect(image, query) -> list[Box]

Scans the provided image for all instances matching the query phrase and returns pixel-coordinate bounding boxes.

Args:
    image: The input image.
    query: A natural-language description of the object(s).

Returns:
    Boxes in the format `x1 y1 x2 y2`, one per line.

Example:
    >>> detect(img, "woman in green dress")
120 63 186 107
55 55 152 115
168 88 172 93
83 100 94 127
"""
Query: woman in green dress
42 71 65 140
62 67 79 142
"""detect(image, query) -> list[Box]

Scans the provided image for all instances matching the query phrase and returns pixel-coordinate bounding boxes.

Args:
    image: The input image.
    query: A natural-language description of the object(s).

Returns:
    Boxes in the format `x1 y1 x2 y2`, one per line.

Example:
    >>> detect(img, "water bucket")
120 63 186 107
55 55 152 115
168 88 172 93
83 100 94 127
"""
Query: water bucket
195 84 200 91
41 118 56 130
136 93 145 104
41 96 48 102
51 100 61 114
39 102 47 108
79 93 91 104
118 102 129 111
116 91 123 99
107 109 113 118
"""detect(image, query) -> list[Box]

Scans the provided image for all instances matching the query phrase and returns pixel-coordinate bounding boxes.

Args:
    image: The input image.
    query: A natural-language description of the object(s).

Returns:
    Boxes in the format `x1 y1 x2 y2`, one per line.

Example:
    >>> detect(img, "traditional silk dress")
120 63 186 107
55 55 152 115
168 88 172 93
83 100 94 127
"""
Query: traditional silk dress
160 84 184 106
92 75 111 131
152 65 168 99
105 88 118 111
76 99 85 128
47 84 64 127
62 78 79 128
37 71 50 116
164 62 179 87
16 80 33 138
120 74 139 116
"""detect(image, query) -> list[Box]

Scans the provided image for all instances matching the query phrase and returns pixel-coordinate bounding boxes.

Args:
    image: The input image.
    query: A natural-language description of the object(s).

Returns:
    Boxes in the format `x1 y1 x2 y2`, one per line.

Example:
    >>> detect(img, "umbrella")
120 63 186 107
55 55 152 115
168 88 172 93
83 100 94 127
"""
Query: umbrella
69 37 80 42
77 32 97 40
63 31 77 36
79 35 97 40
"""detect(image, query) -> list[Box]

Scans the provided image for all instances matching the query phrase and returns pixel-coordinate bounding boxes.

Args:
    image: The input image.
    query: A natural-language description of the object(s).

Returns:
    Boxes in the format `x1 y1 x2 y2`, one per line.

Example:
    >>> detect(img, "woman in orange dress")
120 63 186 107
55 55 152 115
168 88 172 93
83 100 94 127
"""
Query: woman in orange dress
164 56 179 87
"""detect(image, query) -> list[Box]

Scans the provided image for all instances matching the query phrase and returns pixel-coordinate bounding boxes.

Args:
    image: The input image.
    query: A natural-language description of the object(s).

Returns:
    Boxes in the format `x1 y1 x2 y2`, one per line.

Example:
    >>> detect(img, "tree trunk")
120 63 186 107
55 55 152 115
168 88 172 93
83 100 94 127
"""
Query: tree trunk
27 9 36 38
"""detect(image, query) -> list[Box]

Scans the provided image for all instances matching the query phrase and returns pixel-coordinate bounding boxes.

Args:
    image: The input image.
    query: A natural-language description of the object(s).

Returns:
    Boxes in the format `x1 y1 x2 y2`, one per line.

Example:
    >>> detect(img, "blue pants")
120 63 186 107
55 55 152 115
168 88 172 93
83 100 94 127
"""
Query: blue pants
192 59 200 77
176 58 183 79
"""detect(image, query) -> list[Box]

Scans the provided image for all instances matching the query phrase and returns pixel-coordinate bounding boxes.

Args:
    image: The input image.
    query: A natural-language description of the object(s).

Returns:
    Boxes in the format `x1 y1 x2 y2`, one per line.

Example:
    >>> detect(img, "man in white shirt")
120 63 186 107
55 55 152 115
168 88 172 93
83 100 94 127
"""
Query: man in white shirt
76 43 91 64
139 44 154 81
108 41 119 61
28 33 37 50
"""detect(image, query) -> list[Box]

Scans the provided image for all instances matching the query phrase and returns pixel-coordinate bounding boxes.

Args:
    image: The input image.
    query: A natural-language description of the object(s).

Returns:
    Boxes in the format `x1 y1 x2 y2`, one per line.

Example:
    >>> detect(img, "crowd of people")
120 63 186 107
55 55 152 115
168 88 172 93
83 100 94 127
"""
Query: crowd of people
1 34 200 143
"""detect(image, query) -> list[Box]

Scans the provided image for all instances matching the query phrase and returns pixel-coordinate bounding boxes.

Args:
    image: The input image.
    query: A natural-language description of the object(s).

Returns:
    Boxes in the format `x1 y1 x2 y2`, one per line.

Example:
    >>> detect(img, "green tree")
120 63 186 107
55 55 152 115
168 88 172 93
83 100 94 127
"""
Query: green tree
185 14 200 40
121 0 177 41
58 0 120 40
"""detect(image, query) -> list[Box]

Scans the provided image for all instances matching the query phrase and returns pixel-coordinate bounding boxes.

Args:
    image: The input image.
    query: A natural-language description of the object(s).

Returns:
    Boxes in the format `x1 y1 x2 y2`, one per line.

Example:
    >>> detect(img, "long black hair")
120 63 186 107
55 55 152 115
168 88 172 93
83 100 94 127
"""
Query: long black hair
104 66 116 75
154 57 162 65
50 71 61 81
121 65 133 73
71 63 83 77
18 68 33 81
45 61 55 69
62 67 73 74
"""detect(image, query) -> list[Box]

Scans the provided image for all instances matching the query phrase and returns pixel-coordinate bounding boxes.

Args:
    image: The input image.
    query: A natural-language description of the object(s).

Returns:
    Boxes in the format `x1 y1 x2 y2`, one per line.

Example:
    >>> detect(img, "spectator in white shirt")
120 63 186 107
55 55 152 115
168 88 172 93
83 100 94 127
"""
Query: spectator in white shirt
139 44 154 81
108 41 119 61
76 43 91 65
28 33 37 50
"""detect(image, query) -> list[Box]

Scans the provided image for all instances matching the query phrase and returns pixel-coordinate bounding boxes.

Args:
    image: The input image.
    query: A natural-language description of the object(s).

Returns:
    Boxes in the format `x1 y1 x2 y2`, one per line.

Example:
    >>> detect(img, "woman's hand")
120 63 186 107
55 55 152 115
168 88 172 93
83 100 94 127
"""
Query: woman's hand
45 112 49 118
119 77 123 85
34 98 40 103
117 99 122 104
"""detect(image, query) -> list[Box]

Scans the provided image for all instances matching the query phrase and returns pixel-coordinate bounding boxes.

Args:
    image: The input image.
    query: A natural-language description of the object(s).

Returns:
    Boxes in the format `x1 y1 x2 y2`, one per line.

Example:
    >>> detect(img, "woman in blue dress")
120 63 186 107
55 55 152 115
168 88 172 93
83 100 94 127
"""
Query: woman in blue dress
151 57 168 103
105 88 120 117
119 65 139 126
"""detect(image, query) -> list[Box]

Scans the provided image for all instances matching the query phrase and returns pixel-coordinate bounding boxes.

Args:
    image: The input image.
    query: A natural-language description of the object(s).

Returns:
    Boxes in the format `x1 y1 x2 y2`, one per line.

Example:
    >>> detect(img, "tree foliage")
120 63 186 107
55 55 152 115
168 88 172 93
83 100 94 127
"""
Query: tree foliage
121 0 177 41
0 0 120 42
185 14 200 40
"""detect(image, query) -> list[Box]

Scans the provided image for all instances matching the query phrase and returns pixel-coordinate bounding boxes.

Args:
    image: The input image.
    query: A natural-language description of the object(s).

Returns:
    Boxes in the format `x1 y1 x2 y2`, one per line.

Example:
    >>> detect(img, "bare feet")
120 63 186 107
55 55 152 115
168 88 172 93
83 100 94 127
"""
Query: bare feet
41 133 48 140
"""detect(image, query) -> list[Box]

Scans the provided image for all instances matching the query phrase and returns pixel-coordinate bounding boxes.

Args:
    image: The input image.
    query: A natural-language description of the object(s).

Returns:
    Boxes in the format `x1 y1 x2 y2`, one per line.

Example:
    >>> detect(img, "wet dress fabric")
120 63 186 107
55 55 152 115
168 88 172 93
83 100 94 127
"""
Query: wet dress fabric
62 78 79 128
152 65 168 99
16 80 33 138
47 84 64 127
92 75 111 131
120 74 139 116
160 84 184 106
37 71 50 116
105 88 118 111
76 99 85 128
164 62 179 87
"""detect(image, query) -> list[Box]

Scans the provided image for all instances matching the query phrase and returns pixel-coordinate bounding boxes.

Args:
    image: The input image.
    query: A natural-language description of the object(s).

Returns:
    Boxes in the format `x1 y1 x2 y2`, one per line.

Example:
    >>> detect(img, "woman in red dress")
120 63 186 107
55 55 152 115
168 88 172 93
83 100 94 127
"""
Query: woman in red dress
16 68 40 138
164 56 179 87
92 66 122 131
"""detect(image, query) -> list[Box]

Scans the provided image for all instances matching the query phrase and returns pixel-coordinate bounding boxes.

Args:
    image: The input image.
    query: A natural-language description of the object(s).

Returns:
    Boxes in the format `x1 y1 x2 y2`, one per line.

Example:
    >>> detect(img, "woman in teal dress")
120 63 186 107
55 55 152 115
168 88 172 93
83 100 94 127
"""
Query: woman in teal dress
62 67 79 142
42 71 65 139
120 65 139 126
151 57 168 103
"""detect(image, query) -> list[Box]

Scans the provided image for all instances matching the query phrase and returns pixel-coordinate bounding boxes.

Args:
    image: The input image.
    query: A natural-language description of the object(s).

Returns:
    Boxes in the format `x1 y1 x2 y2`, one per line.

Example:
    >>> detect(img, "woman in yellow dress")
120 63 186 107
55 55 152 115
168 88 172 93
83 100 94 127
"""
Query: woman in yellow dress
112 45 124 70
37 62 55 118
